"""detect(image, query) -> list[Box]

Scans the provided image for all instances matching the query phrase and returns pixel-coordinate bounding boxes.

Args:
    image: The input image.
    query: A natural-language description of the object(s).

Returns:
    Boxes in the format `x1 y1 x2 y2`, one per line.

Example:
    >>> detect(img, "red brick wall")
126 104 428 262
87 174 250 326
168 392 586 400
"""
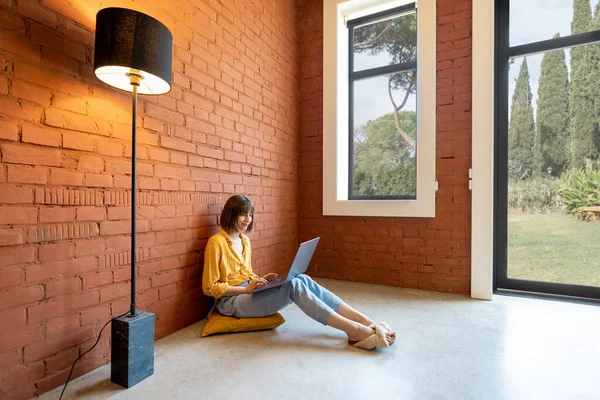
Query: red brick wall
0 0 299 398
298 0 472 294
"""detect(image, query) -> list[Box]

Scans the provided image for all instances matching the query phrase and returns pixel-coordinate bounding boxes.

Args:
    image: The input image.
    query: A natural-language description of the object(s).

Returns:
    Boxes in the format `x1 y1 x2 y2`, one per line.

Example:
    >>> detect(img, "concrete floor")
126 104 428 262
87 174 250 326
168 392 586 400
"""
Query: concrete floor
39 279 600 400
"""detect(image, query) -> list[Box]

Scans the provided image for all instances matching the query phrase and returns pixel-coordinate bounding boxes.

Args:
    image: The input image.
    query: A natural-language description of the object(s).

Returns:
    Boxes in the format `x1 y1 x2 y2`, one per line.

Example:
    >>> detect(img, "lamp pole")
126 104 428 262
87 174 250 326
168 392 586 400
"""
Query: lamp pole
129 72 141 316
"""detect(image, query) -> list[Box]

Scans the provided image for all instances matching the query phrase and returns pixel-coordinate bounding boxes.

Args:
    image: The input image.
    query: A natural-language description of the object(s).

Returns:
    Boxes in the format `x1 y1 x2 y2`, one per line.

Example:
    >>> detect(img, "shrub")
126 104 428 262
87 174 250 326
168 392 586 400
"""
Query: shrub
556 168 600 220
507 177 563 214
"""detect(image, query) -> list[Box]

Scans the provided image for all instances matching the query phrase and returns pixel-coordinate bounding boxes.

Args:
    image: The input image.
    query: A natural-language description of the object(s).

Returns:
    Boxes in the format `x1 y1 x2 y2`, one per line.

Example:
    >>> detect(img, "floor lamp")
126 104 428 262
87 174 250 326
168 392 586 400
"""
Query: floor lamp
93 7 172 388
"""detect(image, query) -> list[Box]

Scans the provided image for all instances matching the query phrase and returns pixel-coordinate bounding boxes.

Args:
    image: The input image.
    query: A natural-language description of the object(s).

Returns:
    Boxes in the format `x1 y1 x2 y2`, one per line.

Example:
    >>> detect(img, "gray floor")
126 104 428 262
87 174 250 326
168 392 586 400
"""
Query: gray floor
39 279 600 400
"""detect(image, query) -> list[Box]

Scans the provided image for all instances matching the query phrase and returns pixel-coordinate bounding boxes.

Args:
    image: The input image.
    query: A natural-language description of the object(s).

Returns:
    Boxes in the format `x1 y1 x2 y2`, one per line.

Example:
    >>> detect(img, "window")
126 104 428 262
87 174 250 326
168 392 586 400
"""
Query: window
323 0 436 217
348 5 417 200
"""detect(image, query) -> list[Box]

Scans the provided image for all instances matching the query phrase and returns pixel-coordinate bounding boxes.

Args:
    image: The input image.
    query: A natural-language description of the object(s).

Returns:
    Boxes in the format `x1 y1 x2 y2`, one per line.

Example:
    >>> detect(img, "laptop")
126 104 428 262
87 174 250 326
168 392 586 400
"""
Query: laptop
248 237 320 293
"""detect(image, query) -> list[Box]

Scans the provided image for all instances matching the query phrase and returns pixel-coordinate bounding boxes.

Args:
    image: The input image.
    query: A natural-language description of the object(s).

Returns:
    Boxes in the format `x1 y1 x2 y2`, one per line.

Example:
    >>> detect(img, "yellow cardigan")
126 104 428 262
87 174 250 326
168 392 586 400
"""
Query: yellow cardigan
202 229 259 299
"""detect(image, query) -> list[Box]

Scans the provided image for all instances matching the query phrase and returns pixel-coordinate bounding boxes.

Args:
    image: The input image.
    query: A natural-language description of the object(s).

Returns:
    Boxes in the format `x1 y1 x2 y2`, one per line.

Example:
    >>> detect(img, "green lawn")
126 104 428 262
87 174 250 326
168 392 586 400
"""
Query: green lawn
508 213 600 287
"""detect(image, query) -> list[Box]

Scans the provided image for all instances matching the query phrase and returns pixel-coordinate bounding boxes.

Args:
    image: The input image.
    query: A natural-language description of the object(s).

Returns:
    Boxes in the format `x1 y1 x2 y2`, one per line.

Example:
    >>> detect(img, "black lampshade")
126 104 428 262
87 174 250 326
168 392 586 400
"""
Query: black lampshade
94 8 172 95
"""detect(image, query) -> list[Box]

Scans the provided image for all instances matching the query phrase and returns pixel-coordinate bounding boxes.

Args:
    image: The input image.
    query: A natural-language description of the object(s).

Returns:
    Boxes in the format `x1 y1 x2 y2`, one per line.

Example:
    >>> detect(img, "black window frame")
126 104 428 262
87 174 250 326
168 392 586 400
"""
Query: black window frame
494 0 600 301
347 3 418 201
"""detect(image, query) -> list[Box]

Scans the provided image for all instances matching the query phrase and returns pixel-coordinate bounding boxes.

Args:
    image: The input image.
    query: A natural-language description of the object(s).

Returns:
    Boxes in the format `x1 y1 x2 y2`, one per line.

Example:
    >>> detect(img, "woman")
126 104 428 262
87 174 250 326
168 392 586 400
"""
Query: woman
202 195 396 350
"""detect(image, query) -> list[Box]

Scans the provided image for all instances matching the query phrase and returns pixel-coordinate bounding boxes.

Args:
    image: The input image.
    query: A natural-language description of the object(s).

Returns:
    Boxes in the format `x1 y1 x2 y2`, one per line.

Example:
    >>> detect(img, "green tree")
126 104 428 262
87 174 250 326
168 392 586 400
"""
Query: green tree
590 2 600 169
536 34 570 176
570 0 598 168
509 58 536 180
353 10 417 151
353 112 416 196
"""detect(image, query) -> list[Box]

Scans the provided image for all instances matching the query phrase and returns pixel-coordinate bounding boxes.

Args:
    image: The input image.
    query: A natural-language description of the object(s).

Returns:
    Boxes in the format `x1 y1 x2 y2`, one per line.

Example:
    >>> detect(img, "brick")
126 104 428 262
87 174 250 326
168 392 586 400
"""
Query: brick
150 242 187 259
188 155 203 167
0 32 41 64
152 269 186 287
74 238 105 257
0 323 43 355
49 168 84 186
143 117 163 132
25 256 98 283
0 266 22 288
76 206 106 221
0 75 6 95
160 179 179 191
197 144 224 159
146 104 185 125
191 169 219 182
170 151 188 165
0 206 37 225
53 92 87 114
82 271 113 289
30 23 85 61
7 165 48 184
0 307 26 331
107 206 153 221
63 19 95 46
155 165 190 180
2 143 60 166
0 185 34 204
63 132 95 152
149 147 170 162
39 241 75 262
45 109 110 136
150 217 188 232
0 246 35 267
23 325 94 362
85 173 113 188
0 285 44 311
11 80 53 107
0 350 21 375
45 346 78 374
0 120 19 141
46 277 81 298
77 155 104 173
0 8 24 30
39 207 76 223
81 305 111 325
114 175 131 189
27 291 99 323
105 159 131 174
18 0 56 28
160 136 196 154
100 220 148 236
97 139 124 157
99 281 130 302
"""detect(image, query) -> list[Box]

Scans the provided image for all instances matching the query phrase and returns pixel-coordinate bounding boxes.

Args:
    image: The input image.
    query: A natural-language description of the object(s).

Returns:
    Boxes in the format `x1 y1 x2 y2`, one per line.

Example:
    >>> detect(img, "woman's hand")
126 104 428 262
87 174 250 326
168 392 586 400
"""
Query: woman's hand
244 277 268 293
261 272 278 282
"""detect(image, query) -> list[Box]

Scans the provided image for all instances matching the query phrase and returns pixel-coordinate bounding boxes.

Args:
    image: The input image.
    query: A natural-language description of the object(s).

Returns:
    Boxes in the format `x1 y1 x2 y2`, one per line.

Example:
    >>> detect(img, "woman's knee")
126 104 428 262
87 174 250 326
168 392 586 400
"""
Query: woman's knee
296 274 313 284
288 277 307 300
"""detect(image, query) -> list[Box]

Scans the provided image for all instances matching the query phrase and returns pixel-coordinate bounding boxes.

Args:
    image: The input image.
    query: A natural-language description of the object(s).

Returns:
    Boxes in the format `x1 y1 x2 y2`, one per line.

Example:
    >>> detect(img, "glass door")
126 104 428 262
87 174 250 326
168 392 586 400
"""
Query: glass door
495 0 600 299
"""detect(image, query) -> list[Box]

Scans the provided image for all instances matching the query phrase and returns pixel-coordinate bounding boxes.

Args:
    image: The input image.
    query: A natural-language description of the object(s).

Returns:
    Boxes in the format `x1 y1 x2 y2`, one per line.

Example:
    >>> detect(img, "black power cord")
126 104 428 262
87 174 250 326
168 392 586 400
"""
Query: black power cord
58 311 129 400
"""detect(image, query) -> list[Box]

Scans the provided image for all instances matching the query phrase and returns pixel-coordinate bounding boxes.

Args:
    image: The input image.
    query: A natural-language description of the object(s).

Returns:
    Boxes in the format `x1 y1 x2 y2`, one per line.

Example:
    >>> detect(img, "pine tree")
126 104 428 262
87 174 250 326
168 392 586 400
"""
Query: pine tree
569 0 598 168
508 58 536 179
536 34 570 176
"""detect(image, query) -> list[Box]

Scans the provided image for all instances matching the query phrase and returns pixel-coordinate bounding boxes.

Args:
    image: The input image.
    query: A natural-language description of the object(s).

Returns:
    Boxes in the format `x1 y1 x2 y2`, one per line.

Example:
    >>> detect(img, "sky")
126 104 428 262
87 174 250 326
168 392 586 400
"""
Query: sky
353 0 600 128
509 0 600 117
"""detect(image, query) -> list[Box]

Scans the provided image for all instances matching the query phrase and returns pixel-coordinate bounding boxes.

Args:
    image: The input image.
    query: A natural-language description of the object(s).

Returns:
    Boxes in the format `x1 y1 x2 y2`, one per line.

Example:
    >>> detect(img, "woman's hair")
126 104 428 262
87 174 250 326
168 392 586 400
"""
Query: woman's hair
220 195 254 233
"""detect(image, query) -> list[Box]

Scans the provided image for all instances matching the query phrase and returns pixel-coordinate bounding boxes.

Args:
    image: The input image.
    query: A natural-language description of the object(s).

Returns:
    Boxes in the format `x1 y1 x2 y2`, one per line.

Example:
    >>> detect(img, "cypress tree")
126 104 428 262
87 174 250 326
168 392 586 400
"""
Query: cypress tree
569 0 597 168
589 3 600 168
536 34 570 176
509 58 536 178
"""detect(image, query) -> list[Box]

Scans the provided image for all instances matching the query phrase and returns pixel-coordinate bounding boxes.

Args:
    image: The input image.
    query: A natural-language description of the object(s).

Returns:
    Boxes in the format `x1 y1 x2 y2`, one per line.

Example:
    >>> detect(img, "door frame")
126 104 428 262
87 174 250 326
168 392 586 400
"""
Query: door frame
471 0 495 300
472 0 600 301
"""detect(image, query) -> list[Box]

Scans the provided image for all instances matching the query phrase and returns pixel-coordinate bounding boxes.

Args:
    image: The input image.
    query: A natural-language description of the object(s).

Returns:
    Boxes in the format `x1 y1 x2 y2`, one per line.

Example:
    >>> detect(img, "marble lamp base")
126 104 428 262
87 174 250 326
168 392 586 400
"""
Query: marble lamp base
111 311 155 388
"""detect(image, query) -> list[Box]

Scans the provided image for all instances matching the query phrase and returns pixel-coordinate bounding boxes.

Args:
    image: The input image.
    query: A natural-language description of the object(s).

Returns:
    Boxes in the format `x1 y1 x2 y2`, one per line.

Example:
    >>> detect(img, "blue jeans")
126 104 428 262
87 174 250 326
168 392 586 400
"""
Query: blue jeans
215 274 343 325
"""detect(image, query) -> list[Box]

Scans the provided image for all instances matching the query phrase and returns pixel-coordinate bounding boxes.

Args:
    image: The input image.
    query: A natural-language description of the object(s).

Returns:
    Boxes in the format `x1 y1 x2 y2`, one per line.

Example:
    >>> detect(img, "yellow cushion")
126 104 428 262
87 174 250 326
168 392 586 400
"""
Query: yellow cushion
201 310 285 337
